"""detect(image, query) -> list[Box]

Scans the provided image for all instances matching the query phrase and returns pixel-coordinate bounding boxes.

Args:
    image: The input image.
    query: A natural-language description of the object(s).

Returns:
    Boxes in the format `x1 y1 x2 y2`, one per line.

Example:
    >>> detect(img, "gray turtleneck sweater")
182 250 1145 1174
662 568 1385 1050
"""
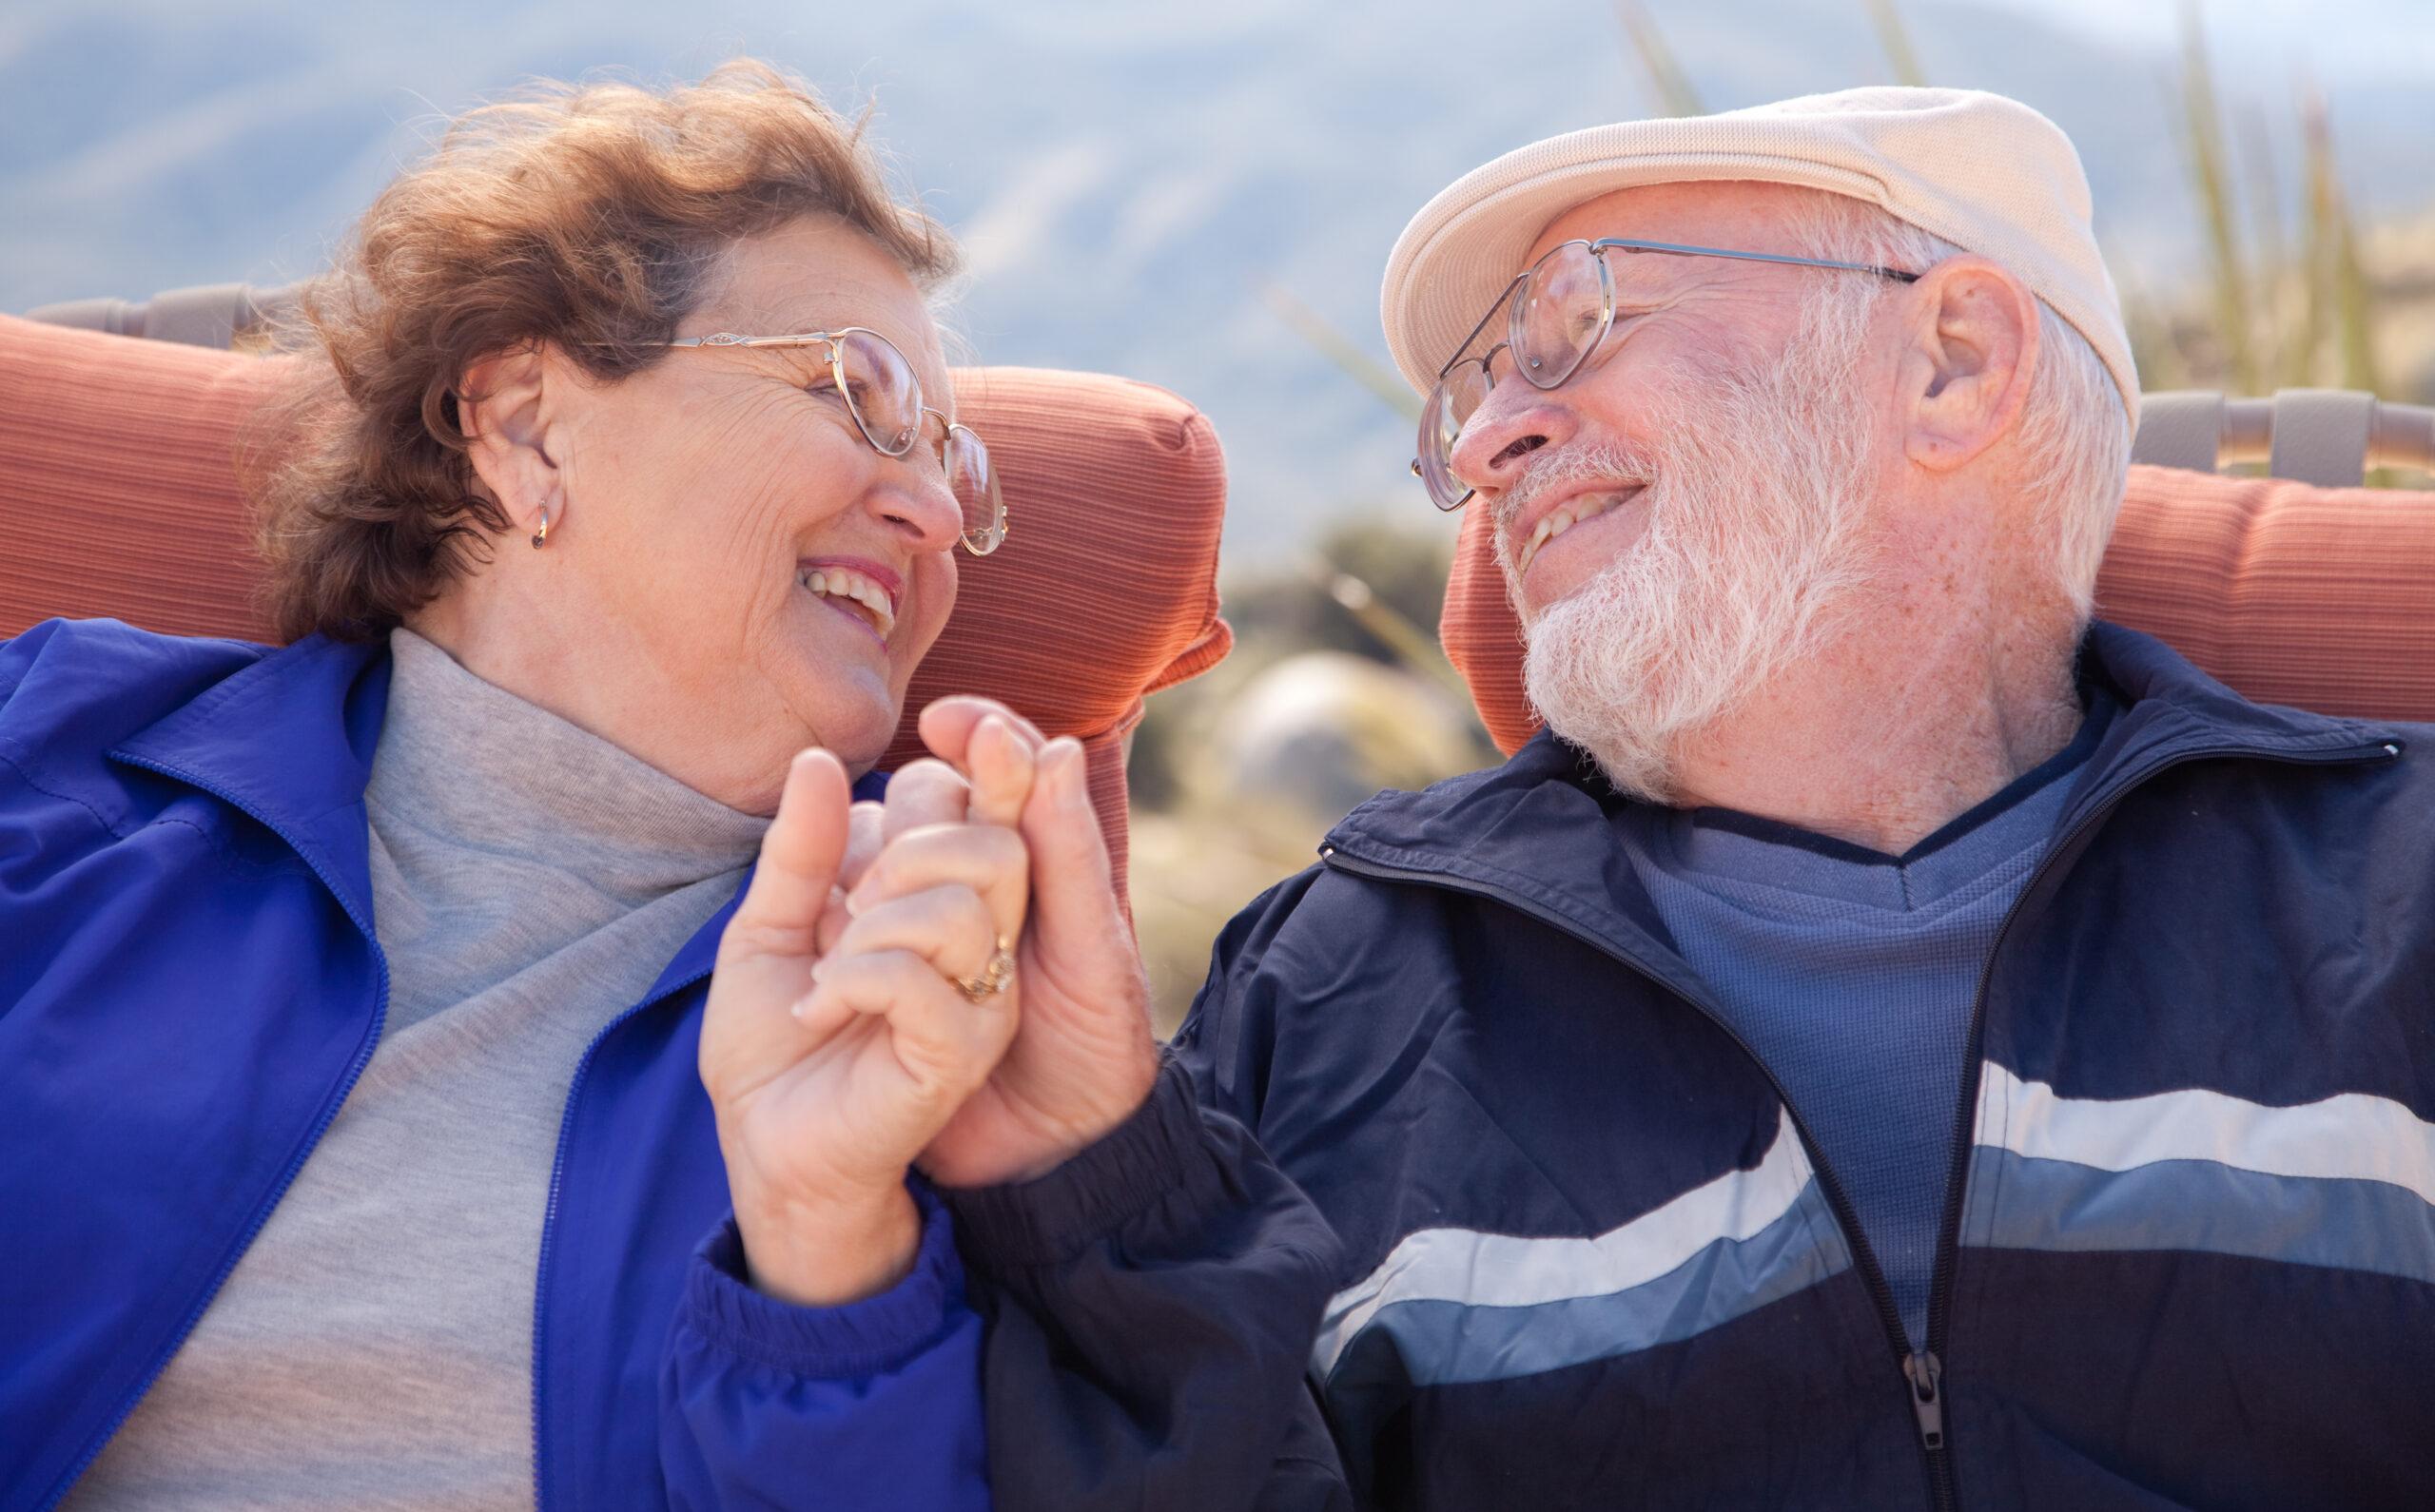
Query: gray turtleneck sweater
68 629 769 1511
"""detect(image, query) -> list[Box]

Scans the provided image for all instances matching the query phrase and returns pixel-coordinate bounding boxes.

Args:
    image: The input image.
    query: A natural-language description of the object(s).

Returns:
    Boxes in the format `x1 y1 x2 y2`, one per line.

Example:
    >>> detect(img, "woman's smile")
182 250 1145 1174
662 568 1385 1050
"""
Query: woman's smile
797 556 902 644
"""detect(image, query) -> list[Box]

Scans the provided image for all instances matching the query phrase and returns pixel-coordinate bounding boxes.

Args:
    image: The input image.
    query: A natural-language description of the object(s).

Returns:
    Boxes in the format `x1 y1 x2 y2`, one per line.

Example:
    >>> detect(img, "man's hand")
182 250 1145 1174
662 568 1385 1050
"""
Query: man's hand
851 698 1161 1189
700 746 1029 1307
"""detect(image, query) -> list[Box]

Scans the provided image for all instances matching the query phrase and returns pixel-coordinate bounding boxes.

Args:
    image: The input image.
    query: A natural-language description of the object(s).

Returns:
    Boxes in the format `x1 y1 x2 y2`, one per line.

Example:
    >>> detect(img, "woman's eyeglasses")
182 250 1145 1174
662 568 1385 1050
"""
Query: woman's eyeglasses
658 326 1006 556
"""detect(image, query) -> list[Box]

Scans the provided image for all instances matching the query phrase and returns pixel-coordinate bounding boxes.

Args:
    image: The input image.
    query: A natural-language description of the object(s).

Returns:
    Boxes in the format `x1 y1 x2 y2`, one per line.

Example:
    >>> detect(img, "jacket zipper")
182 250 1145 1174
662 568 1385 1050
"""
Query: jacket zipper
1319 735 2396 1512
529 962 717 1512
1913 737 2402 1494
49 754 397 1512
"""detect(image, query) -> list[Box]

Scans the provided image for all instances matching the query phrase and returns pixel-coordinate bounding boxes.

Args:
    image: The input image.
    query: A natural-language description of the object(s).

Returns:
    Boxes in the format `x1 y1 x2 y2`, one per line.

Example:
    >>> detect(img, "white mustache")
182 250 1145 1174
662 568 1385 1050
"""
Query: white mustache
1494 443 1656 566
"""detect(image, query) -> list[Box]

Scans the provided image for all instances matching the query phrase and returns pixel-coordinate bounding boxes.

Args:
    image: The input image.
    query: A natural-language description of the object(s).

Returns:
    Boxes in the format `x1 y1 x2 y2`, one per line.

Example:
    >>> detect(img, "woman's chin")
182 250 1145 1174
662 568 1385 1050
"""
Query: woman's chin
761 621 909 774
806 695 904 777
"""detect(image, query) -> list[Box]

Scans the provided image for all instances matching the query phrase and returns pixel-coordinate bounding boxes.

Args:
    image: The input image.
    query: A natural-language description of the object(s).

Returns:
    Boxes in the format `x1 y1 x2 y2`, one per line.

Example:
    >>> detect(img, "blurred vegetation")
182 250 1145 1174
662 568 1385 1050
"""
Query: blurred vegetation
1865 0 1927 89
1127 0 2435 1032
1256 283 1421 422
2175 6 2259 394
1612 0 1704 117
1127 519 1497 1030
2134 4 2404 406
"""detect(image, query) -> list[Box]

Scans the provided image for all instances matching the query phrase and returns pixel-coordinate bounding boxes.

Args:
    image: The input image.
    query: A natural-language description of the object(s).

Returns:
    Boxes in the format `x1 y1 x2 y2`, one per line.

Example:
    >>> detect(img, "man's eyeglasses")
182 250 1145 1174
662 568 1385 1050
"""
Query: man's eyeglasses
1412 238 1919 512
658 326 1006 556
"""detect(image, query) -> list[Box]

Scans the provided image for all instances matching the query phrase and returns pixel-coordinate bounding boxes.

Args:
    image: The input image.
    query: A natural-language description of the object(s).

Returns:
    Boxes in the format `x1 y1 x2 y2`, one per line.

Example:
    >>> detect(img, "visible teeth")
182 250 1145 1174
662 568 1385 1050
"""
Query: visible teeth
1515 488 1641 578
797 565 896 639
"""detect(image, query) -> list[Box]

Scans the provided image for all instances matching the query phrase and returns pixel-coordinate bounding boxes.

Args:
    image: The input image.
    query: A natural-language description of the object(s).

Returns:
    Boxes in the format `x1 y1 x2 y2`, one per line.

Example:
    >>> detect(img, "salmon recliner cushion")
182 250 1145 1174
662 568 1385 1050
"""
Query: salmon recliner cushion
0 313 1234 908
1441 465 2435 756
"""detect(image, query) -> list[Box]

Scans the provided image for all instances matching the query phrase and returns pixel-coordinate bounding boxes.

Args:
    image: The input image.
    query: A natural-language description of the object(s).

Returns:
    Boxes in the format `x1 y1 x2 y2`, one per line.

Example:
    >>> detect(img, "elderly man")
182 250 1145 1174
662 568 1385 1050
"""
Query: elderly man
1152 87 2435 1509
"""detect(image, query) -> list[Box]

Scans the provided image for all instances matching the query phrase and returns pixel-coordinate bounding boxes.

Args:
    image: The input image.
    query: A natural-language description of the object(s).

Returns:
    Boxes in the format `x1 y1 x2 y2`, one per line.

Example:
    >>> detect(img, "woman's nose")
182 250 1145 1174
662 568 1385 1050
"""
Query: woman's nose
1446 381 1576 497
868 454 965 552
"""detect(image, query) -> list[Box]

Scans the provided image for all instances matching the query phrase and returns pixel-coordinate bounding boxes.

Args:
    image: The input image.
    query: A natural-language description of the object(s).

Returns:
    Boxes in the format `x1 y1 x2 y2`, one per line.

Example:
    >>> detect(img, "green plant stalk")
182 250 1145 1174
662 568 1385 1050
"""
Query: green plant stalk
1866 0 1928 87
2236 106 2292 386
2333 210 2383 395
1310 556 1474 702
1613 0 1704 117
2297 84 2384 397
2295 87 2339 391
2175 3 2259 393
2309 112 2385 396
1258 281 1423 422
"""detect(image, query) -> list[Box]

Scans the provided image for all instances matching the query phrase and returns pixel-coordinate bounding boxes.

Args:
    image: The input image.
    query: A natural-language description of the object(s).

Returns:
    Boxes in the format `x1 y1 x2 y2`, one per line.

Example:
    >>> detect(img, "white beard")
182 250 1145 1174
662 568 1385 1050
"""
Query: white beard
1509 295 1881 803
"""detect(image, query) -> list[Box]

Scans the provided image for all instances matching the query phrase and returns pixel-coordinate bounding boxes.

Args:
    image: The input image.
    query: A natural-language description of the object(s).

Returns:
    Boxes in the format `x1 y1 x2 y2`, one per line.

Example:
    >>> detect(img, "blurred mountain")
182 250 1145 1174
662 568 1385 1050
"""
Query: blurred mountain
4 0 2426 561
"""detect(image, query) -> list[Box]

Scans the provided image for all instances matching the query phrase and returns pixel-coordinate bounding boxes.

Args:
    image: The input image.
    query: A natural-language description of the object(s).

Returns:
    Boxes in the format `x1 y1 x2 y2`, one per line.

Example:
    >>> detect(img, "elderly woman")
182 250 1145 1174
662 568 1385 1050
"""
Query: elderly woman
0 63 1335 1512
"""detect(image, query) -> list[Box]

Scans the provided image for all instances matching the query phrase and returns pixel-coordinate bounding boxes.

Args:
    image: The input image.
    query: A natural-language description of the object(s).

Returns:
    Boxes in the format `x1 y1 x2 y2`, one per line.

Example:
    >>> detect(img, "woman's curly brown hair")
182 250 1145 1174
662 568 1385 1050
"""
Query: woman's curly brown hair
255 60 959 641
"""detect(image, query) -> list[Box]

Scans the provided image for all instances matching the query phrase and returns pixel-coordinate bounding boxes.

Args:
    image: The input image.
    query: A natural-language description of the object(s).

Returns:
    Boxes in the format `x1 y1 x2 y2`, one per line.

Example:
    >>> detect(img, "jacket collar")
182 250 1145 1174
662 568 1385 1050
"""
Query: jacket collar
1322 621 2402 957
2020 621 2400 836
2069 619 2397 754
111 634 392 932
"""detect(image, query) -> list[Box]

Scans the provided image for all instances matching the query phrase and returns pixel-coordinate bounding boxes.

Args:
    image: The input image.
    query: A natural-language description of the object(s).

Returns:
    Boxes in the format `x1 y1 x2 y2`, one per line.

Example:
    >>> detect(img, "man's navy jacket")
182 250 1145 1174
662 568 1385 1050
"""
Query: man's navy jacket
1174 621 2435 1510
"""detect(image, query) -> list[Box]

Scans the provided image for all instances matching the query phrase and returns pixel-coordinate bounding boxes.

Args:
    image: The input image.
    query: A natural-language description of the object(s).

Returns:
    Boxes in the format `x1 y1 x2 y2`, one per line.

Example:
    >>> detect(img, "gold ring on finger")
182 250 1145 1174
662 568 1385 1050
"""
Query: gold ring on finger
954 937 1016 1002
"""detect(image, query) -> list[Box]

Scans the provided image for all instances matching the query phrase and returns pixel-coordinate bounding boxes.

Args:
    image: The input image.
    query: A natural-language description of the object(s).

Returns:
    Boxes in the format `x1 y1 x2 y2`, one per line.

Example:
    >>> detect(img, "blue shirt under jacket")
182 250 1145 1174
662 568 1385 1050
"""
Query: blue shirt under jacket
0 618 1347 1512
1610 693 2113 1347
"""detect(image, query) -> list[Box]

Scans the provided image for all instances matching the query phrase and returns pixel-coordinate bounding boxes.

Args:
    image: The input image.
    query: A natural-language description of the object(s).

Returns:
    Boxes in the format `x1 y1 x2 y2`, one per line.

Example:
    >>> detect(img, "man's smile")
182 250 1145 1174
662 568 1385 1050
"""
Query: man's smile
1511 483 1648 579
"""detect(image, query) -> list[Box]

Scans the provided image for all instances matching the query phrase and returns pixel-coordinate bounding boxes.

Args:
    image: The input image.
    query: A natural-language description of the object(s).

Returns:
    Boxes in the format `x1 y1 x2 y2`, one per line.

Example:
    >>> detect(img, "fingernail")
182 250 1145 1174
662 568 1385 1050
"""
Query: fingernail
1053 739 1087 806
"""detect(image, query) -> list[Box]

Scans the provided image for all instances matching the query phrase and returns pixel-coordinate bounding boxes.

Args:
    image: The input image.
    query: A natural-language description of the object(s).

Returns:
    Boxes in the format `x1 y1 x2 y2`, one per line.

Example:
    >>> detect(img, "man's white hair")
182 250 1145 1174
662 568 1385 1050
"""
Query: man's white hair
1784 194 2133 622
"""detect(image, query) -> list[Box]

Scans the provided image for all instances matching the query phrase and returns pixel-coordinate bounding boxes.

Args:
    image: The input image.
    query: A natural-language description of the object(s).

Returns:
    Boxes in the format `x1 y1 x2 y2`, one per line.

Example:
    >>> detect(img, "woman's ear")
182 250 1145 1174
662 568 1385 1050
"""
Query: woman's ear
458 345 561 537
1895 257 2040 475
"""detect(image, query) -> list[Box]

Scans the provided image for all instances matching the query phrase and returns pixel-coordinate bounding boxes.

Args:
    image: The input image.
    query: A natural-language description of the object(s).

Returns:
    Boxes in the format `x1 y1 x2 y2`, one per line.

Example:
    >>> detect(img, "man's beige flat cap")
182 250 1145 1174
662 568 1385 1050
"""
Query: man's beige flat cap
1380 87 2138 425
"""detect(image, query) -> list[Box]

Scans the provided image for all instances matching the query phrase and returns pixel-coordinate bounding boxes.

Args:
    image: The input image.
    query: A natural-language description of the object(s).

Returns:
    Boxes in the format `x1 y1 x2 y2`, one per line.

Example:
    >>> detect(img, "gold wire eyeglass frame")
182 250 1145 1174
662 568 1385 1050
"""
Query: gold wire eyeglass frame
1412 237 1920 511
658 326 1007 556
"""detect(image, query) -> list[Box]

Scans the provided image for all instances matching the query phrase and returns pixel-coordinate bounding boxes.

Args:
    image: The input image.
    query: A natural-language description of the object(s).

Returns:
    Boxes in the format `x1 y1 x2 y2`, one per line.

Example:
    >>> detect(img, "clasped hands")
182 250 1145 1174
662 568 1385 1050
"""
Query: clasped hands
700 698 1162 1307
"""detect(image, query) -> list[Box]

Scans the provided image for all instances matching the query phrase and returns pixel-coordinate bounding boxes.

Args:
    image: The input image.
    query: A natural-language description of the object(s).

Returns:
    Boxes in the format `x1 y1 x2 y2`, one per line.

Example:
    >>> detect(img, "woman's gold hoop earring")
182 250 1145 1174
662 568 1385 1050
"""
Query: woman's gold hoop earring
530 508 551 550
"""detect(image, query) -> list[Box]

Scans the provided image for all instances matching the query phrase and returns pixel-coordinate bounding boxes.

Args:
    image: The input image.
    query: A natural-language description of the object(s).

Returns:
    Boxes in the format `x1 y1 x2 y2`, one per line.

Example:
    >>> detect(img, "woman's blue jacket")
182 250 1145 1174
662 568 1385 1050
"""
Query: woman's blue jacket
0 617 1342 1512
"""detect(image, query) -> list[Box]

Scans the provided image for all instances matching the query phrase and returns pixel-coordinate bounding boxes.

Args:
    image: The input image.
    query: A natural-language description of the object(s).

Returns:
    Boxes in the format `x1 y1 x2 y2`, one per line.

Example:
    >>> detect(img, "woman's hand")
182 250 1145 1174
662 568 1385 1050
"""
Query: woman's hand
853 698 1162 1190
699 743 1032 1308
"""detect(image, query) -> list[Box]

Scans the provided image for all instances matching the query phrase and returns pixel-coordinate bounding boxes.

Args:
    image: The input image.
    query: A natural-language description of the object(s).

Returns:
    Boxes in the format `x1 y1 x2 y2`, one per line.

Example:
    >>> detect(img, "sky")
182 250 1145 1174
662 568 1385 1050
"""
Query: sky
1973 0 2434 85
4 0 2427 561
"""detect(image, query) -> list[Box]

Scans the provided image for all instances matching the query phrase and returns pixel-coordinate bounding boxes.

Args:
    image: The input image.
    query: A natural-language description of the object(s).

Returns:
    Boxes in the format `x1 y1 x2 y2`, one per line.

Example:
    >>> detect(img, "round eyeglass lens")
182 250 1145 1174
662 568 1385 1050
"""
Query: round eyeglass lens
1417 359 1492 511
944 425 1006 554
1510 242 1611 389
837 329 925 456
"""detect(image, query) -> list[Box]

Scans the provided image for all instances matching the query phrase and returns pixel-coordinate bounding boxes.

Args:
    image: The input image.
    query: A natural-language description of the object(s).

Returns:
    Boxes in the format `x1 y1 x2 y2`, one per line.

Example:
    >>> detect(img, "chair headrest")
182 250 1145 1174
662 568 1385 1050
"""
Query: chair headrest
0 313 1237 905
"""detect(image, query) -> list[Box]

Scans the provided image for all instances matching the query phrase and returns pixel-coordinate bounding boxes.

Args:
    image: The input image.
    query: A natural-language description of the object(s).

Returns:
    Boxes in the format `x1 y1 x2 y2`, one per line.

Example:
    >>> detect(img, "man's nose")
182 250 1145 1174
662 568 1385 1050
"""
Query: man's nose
1445 380 1575 497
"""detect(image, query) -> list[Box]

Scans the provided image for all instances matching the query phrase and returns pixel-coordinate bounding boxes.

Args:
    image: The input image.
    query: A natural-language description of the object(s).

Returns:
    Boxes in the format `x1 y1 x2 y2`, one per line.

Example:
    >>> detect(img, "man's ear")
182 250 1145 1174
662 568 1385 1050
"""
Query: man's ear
1896 257 2040 475
458 345 561 536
